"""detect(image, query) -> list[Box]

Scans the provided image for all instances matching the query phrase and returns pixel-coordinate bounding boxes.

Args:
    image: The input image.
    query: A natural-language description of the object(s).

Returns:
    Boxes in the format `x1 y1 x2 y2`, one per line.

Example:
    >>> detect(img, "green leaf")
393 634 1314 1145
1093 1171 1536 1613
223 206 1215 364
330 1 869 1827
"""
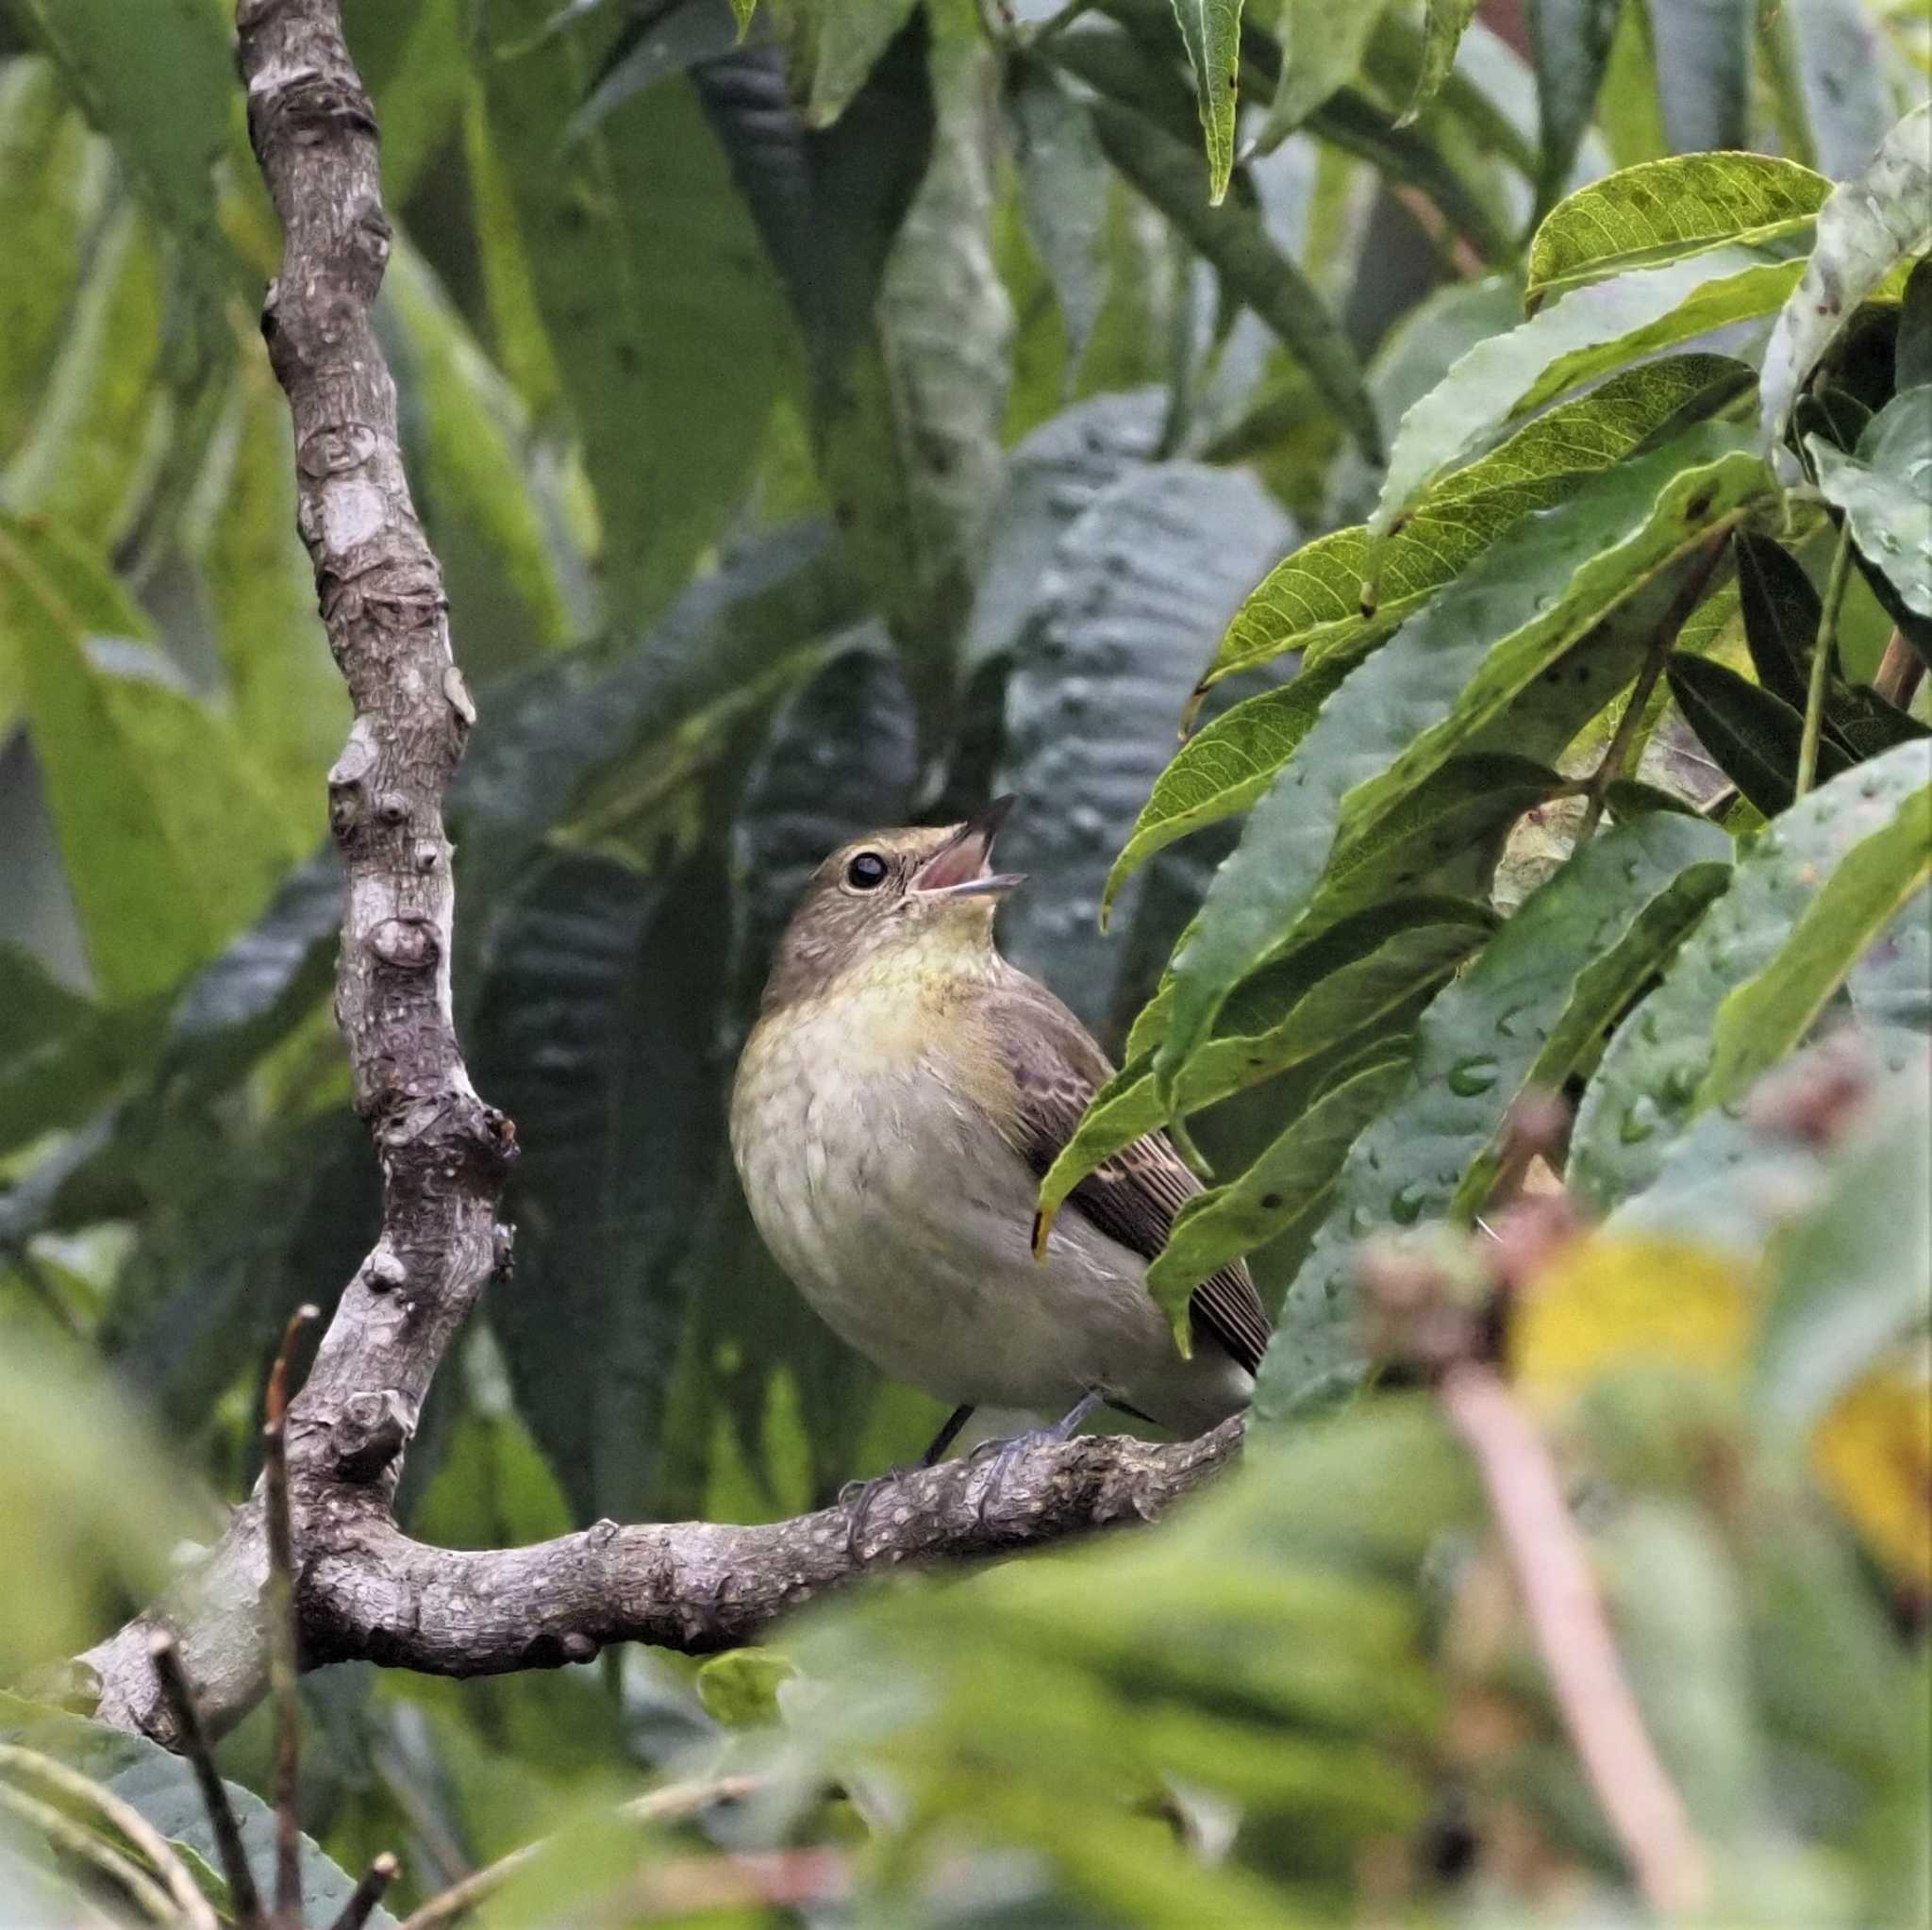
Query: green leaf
1525 0 1621 217
1395 0 1477 128
1759 103 1932 455
1106 657 1356 917
1700 772 1932 1108
0 58 106 461
812 27 1011 713
1164 0 1241 203
1370 248 1799 537
993 463 1292 1032
1648 0 1752 154
1040 896 1494 1237
809 0 920 125
1090 101 1380 458
1524 153 1829 308
1774 0 1892 183
1 515 299 1002
1008 59 1114 374
1257 811 1732 1420
0 951 161 1159
695 1650 797 1726
1809 387 1932 622
1757 1073 1932 1429
1261 0 1391 136
1145 1045 1412 1328
1898 259 1932 393
1158 431 1769 1109
1665 653 1847 816
1571 740 1932 1206
481 11 795 620
1850 889 1932 1033
0 1696 397 1928
383 239 574 671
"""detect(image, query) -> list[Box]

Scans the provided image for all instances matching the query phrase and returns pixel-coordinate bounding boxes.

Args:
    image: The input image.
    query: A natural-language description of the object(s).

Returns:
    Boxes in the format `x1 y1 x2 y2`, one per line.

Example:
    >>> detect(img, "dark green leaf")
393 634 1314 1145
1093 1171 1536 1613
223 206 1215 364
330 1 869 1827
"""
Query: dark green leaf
1665 653 1845 817
1008 59 1113 374
1736 530 1818 710
1526 0 1622 216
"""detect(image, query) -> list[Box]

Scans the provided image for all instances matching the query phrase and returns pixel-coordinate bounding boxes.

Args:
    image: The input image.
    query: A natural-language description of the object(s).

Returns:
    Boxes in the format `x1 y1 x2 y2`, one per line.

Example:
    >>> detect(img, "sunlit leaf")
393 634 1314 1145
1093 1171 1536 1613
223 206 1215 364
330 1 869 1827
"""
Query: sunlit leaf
1165 0 1241 202
1524 153 1828 308
1260 0 1392 138
1394 0 1477 129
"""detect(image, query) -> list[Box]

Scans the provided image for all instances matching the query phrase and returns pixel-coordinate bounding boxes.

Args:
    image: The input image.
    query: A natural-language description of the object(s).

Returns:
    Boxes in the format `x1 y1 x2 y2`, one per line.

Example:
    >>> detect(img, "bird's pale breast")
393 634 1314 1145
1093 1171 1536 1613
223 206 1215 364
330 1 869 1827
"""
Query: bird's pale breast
729 975 1248 1429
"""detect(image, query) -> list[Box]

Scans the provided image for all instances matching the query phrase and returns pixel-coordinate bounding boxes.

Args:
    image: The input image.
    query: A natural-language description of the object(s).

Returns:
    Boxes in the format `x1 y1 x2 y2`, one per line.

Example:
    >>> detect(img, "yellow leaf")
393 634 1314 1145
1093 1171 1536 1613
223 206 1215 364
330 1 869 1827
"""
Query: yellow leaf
1510 1236 1755 1410
1812 1352 1932 1593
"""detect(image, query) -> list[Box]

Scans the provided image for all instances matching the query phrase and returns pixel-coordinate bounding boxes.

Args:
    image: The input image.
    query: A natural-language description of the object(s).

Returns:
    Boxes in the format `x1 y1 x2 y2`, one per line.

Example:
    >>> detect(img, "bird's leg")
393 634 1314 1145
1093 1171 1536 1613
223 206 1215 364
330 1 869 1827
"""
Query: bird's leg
922 1404 977 1466
969 1389 1106 1529
839 1406 976 1565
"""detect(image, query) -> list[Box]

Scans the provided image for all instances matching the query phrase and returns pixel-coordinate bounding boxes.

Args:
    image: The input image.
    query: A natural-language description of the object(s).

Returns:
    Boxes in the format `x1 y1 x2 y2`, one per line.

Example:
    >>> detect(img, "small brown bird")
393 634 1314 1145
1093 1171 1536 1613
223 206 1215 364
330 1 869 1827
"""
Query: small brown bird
729 797 1268 1463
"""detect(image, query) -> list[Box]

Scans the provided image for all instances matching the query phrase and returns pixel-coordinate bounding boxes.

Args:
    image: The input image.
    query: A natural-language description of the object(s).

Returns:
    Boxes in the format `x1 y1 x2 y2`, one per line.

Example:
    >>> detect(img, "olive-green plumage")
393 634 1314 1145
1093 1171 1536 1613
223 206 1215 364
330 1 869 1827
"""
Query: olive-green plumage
729 800 1267 1438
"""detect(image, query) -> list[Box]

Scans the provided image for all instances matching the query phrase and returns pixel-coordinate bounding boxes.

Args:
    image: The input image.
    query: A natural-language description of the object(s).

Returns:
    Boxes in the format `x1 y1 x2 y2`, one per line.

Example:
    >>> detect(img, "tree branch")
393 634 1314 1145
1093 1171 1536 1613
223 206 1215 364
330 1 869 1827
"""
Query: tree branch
69 0 1239 1749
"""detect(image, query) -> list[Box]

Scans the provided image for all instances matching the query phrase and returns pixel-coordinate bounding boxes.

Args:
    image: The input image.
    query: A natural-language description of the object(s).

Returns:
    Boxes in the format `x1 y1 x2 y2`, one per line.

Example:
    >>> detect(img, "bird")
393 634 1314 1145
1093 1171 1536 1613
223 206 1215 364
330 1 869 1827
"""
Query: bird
728 795 1269 1472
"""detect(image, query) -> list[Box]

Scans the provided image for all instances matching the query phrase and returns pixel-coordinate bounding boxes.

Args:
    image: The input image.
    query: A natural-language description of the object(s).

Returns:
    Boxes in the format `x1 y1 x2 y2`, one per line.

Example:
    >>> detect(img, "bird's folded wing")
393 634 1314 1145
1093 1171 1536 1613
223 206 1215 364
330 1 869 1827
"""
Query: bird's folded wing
983 986 1273 1375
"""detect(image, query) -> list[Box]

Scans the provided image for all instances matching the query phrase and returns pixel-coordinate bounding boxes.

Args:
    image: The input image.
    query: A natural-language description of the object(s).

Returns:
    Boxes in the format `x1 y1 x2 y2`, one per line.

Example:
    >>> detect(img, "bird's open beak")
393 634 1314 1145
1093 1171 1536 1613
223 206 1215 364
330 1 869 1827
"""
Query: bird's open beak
912 795 1025 898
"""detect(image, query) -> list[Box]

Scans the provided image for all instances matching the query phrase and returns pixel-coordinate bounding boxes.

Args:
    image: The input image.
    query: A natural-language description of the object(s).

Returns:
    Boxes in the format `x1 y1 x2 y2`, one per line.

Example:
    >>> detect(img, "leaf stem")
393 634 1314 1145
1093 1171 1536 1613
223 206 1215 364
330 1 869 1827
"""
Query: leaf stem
1797 524 1854 799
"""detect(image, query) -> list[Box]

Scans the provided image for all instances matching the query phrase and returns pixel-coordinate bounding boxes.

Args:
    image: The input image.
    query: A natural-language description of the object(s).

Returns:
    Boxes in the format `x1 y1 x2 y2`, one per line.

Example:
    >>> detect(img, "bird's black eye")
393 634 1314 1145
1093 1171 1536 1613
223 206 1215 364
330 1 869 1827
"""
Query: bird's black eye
845 851 889 890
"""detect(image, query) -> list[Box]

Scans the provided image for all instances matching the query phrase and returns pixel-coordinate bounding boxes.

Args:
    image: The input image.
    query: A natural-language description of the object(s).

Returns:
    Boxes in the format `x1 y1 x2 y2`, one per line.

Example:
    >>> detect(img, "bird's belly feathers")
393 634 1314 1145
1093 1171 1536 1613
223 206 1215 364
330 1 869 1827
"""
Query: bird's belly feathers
730 1000 1248 1429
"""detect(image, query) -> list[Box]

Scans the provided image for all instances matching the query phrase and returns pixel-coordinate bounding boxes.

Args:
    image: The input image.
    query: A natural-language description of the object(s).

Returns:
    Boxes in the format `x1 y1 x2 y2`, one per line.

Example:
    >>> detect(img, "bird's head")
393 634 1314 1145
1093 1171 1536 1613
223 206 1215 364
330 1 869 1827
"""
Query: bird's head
761 797 1024 1010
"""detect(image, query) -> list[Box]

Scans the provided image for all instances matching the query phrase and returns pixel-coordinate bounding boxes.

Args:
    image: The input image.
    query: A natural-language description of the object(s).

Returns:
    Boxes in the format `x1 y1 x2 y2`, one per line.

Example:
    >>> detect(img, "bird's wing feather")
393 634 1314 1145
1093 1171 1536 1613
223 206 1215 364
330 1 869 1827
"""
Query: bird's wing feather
980 981 1272 1375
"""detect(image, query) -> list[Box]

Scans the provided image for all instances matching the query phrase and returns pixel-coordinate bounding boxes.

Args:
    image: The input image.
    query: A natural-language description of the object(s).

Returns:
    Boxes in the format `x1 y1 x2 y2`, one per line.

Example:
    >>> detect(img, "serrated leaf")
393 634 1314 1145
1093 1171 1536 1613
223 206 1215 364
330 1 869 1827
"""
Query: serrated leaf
1371 248 1799 537
992 464 1291 1031
1525 0 1621 217
1090 101 1380 458
1648 0 1752 154
1164 0 1241 203
1524 153 1829 308
1700 774 1932 1107
1395 0 1477 128
1202 353 1752 692
1572 740 1932 1206
1257 811 1732 1419
1808 387 1932 621
1158 438 1768 1116
1757 1076 1932 1433
1145 1047 1412 1326
1040 897 1493 1237
1106 657 1356 916
1666 652 1846 816
1261 0 1393 137
1759 103 1932 455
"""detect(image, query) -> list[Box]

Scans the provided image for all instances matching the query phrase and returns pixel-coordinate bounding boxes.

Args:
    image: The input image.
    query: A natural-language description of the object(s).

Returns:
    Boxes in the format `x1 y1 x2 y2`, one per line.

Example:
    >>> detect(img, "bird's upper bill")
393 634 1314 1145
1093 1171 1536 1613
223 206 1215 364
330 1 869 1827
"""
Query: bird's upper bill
911 795 1025 899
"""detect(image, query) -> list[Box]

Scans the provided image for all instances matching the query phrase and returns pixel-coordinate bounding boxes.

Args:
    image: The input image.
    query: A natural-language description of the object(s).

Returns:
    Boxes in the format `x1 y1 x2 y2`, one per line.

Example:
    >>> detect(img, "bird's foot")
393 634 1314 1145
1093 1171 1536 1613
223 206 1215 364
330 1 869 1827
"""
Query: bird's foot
968 1390 1105 1531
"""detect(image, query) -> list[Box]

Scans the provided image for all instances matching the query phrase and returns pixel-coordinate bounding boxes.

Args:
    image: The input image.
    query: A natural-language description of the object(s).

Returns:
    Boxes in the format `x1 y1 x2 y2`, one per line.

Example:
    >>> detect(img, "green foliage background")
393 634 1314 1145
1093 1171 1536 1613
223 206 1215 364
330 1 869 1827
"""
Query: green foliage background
0 0 1928 1923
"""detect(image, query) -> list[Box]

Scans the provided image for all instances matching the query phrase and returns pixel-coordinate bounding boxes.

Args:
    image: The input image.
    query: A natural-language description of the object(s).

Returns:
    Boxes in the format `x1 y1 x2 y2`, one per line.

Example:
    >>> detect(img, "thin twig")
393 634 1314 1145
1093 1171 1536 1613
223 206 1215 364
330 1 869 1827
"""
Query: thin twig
264 1304 320 1930
1439 1364 1708 1916
149 1631 263 1928
396 1773 768 1930
325 1852 400 1930
0 1744 221 1930
1797 524 1854 799
0 1781 181 1925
